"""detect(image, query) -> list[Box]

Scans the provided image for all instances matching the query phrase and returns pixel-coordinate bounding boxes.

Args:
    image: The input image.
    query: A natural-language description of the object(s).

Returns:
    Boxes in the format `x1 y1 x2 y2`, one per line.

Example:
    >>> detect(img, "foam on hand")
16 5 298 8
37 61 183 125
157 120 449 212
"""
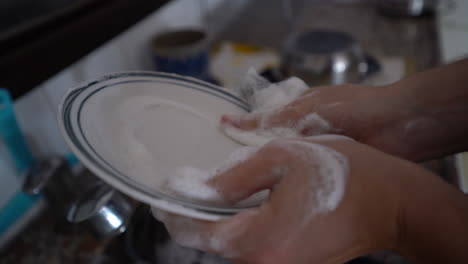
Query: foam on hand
158 139 350 255
166 167 221 202
221 70 332 147
164 146 259 205
277 140 349 220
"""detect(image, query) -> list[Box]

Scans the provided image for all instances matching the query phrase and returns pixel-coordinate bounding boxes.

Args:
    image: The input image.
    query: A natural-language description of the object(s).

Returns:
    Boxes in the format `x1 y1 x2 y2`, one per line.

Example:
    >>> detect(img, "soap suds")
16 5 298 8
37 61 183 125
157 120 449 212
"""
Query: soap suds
164 146 259 205
166 167 221 202
235 68 309 112
158 139 349 255
149 72 337 224
267 139 349 221
221 112 331 147
254 76 309 111
296 113 332 135
222 70 332 146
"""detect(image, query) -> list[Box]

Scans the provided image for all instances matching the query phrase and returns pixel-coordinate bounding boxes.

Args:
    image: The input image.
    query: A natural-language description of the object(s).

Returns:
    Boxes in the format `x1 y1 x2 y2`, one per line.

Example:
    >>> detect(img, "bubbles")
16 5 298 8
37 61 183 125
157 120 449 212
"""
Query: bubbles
163 146 259 204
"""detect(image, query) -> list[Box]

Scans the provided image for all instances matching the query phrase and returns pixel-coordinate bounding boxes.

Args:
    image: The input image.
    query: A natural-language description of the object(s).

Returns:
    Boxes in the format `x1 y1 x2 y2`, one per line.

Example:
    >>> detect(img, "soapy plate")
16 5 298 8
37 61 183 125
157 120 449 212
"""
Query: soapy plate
58 71 252 221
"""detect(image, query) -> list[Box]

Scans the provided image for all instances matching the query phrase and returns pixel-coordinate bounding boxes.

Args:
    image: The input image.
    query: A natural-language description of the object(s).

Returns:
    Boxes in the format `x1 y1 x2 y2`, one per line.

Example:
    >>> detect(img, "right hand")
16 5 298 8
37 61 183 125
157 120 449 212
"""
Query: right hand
221 84 444 161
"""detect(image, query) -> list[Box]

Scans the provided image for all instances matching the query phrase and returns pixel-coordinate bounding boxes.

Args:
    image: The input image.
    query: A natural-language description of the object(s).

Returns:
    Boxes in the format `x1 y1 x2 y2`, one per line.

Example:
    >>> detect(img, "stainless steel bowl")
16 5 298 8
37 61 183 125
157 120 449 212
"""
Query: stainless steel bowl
67 184 133 239
282 30 369 85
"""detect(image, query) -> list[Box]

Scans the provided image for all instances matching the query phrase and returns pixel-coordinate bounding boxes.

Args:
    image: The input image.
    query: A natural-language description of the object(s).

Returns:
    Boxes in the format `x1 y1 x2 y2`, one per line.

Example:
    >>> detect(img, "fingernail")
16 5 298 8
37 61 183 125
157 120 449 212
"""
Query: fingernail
220 114 241 128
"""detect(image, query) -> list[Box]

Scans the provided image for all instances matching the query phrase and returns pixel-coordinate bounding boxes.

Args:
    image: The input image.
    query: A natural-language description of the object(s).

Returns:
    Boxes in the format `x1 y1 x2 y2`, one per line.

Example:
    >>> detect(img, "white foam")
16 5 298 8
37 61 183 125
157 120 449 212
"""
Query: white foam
164 146 259 204
296 113 331 135
156 72 349 255
221 113 332 147
235 68 308 112
221 72 332 146
158 139 350 254
166 167 220 202
254 76 309 111
273 139 349 221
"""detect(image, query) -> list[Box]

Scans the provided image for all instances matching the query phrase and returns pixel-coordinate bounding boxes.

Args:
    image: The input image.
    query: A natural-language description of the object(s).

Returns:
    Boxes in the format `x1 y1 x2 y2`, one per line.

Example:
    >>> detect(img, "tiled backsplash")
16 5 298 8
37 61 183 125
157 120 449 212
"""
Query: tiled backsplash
12 0 229 158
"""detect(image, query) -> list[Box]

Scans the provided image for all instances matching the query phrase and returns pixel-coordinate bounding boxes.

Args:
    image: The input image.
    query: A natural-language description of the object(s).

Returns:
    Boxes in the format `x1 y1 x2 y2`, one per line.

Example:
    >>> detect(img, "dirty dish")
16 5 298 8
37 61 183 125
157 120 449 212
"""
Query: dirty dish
58 72 251 221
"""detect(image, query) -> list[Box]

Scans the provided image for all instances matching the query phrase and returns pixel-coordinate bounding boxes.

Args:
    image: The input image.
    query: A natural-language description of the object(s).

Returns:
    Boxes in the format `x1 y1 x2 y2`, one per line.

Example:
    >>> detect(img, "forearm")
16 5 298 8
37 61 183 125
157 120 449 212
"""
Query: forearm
386 58 468 160
397 167 468 263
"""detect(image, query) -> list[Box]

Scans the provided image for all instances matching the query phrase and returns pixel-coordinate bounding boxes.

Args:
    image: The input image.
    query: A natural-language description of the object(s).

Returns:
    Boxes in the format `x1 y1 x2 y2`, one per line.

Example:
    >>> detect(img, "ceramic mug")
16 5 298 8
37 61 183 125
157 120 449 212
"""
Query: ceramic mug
151 28 211 81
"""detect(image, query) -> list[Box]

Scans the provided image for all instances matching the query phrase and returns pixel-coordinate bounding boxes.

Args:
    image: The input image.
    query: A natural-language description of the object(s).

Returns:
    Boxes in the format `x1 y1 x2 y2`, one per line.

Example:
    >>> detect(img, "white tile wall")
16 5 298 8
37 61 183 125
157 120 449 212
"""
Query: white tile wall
72 42 131 81
12 0 231 158
14 85 69 157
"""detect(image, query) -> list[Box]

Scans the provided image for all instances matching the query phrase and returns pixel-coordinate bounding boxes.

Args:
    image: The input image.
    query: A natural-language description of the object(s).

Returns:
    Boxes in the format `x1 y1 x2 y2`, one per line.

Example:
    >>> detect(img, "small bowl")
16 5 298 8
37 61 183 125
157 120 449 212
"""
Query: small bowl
282 30 368 85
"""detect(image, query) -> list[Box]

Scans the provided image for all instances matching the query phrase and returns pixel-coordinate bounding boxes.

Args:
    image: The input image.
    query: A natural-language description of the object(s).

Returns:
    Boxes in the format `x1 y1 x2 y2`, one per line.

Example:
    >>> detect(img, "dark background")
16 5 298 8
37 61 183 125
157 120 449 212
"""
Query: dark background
0 0 169 99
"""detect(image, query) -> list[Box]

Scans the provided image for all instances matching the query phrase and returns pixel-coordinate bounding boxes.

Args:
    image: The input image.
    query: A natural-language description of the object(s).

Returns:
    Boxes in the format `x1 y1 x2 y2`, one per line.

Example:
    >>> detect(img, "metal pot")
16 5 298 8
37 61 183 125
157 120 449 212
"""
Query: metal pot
282 30 370 85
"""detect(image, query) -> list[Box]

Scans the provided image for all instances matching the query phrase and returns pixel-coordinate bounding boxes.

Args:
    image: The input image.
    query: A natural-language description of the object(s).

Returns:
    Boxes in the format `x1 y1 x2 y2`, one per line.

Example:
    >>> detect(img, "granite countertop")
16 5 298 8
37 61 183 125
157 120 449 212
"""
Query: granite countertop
0 208 116 264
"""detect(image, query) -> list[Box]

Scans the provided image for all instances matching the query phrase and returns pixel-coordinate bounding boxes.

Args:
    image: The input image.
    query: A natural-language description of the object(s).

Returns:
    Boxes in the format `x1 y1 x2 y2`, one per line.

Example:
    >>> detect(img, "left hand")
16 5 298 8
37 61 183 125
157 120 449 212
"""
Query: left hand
155 136 423 264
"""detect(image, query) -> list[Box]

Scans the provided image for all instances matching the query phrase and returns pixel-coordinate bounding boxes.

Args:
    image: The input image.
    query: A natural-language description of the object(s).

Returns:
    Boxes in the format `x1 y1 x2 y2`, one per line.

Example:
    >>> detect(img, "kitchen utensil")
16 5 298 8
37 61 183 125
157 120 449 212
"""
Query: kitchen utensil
67 184 133 239
58 72 251 221
151 28 213 82
282 30 373 85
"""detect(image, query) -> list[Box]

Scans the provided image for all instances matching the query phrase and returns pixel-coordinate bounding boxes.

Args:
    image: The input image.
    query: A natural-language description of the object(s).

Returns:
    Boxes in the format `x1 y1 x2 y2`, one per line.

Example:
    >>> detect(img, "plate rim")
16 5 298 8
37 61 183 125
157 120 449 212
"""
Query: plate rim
57 71 251 218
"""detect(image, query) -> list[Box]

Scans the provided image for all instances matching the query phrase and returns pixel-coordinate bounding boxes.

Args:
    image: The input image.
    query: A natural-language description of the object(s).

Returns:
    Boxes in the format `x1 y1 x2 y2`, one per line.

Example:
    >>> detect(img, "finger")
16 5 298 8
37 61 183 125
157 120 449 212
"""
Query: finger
209 142 292 203
222 95 316 132
220 105 304 132
220 114 259 130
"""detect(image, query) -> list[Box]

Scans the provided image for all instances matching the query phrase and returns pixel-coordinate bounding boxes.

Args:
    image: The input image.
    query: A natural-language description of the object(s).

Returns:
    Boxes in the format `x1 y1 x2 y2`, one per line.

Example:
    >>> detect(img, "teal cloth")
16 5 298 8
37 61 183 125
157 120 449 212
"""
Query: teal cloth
0 191 38 235
0 89 34 174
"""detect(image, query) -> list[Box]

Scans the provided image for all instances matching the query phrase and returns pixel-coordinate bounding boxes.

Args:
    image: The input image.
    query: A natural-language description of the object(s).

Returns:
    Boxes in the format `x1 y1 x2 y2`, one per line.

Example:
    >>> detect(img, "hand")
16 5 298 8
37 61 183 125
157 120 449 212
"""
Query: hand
222 72 468 162
156 136 433 264
222 83 425 161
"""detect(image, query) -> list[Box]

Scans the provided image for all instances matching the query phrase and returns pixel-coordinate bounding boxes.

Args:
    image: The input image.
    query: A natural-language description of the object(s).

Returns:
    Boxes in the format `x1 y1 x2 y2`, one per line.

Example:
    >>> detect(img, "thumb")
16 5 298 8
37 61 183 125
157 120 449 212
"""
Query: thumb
209 142 291 204
221 100 309 132
220 114 259 130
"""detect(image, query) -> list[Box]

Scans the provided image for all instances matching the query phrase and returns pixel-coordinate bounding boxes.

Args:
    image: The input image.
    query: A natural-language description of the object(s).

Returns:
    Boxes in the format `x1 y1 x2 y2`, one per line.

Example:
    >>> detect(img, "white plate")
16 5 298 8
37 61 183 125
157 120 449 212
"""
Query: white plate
58 72 251 221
